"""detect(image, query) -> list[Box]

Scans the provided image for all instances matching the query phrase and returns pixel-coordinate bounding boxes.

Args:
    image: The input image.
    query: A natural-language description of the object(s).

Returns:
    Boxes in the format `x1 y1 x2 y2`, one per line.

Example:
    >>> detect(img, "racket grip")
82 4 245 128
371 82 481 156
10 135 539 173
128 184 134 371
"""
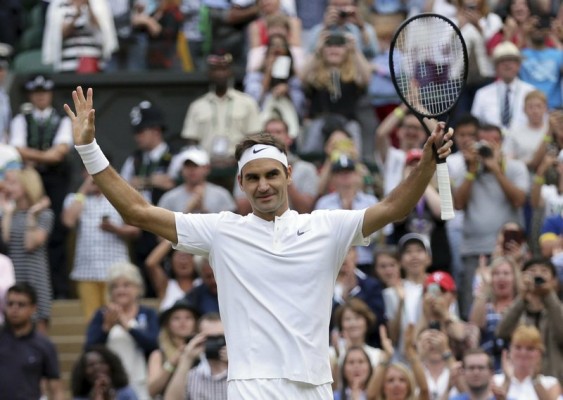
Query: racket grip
436 163 455 220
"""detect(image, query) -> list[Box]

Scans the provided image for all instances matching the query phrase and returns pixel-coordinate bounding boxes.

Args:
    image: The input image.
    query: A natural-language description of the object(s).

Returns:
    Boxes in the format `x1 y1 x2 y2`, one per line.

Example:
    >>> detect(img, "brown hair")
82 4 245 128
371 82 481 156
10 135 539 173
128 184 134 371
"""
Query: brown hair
234 132 287 161
462 348 494 370
265 14 290 31
333 298 377 333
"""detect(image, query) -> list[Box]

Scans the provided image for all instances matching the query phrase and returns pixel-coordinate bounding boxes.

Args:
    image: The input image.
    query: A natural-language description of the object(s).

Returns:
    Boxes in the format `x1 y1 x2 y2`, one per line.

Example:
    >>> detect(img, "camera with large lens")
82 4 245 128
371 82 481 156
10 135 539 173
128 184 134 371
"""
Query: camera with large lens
205 335 226 360
534 276 546 286
474 140 493 158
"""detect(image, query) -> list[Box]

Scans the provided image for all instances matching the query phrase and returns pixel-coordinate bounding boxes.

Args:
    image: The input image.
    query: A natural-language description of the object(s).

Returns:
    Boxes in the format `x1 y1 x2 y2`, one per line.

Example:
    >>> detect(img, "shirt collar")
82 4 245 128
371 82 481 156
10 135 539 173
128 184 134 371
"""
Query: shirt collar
196 358 228 380
32 107 54 120
146 142 168 162
207 88 235 102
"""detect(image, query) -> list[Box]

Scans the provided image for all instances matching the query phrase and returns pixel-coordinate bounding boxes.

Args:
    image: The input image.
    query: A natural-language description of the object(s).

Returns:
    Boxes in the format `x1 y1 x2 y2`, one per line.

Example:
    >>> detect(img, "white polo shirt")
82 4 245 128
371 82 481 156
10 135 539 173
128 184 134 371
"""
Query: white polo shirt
174 208 369 385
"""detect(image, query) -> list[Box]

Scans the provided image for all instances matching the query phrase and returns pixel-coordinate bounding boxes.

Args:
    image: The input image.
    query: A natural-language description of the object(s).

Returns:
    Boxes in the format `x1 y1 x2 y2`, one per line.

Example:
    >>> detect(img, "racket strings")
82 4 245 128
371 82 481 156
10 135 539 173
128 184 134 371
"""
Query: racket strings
392 16 466 116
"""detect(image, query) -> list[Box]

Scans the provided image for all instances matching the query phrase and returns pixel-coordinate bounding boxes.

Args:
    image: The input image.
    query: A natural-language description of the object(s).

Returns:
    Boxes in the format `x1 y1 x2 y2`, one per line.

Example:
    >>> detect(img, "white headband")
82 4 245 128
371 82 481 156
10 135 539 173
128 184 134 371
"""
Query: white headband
237 145 288 175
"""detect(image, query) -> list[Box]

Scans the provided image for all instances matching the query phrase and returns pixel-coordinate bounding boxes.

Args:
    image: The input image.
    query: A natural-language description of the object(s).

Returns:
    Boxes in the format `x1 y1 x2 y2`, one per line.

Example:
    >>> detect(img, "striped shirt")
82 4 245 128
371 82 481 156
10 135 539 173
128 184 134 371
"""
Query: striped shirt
57 1 103 72
186 361 228 400
8 209 54 320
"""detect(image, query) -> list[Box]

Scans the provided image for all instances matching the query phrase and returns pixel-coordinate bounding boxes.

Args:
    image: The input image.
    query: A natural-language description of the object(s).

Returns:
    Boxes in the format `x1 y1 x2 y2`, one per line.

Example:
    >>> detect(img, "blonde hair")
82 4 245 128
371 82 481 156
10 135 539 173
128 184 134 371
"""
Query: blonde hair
304 38 366 89
107 262 145 298
489 256 519 301
383 362 417 400
511 325 544 353
158 329 178 361
14 167 45 205
525 89 547 105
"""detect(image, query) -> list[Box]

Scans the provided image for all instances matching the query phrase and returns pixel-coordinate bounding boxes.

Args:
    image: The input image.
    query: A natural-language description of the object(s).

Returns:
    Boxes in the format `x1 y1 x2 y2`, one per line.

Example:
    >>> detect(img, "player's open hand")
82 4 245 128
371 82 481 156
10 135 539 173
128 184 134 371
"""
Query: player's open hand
64 86 95 146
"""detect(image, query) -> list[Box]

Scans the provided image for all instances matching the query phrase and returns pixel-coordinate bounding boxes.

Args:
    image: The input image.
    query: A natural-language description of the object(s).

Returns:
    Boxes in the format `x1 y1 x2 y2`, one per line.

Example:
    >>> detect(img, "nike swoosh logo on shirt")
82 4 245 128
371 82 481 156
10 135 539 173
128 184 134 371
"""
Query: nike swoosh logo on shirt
253 147 268 154
297 230 308 236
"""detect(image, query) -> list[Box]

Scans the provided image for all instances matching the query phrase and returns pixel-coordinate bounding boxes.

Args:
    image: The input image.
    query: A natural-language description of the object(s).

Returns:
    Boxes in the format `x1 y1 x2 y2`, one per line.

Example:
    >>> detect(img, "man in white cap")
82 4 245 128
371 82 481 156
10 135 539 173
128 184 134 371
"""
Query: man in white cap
158 147 236 214
65 86 453 400
471 41 535 131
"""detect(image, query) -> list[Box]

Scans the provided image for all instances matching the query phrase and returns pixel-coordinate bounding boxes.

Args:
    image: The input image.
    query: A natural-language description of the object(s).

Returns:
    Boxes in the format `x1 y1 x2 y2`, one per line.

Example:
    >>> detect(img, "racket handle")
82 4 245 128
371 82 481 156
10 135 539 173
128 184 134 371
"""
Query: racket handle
436 163 455 220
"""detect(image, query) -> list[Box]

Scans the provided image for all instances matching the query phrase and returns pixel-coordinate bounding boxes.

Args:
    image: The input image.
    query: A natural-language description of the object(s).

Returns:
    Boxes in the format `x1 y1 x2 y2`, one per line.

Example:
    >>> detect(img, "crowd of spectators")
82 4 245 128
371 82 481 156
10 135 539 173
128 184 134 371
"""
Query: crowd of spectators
1 0 563 399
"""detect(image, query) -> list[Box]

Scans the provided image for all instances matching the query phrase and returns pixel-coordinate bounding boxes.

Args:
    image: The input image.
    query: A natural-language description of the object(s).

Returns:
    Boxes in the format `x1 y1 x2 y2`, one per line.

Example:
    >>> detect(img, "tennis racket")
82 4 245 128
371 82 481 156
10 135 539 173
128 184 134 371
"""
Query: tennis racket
389 13 468 220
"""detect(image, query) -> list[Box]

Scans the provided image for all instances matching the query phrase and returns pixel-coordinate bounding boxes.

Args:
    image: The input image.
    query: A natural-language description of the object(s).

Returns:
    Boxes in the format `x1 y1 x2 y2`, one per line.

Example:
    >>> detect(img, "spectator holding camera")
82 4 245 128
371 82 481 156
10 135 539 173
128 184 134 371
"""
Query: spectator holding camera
489 222 530 264
496 258 563 384
164 312 227 400
243 32 304 139
452 123 529 318
307 0 379 59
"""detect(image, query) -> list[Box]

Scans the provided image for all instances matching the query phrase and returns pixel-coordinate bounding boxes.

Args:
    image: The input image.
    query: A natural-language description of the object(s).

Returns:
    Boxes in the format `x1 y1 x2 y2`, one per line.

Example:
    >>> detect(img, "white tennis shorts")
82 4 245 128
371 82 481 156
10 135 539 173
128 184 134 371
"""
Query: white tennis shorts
228 379 333 400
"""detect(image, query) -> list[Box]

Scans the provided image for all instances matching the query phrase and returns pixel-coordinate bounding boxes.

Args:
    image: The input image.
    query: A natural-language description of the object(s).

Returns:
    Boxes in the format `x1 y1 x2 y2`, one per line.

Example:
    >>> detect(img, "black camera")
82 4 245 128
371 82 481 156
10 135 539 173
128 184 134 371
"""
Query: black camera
339 10 352 18
205 335 226 360
428 320 441 331
534 276 546 286
474 141 493 158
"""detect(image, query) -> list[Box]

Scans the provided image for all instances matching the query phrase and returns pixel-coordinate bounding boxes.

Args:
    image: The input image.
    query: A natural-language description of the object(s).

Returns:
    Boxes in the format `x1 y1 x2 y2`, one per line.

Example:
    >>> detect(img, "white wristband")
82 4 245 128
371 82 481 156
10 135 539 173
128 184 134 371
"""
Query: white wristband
74 139 110 175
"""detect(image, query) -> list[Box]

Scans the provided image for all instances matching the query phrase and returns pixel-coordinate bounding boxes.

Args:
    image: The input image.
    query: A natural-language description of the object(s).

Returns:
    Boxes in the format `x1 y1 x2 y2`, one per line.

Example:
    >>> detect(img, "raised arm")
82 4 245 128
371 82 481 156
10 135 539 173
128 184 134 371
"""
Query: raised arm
64 87 177 243
362 121 453 237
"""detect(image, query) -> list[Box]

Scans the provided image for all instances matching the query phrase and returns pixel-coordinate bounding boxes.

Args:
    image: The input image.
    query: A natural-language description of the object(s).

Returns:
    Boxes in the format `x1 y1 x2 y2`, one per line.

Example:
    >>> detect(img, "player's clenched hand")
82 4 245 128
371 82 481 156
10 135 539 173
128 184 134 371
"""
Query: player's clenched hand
421 120 454 163
64 86 96 146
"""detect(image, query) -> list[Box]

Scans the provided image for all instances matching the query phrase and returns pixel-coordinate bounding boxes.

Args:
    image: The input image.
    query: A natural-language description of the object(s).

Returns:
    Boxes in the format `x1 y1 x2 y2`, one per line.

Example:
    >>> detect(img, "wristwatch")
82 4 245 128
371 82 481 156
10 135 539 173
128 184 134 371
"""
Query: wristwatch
163 361 176 373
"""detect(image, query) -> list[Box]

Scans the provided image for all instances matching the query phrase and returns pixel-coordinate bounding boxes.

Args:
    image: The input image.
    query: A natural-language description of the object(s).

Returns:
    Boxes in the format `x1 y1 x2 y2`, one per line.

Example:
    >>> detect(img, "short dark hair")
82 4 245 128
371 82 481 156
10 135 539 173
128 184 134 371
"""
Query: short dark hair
234 132 287 161
7 283 37 305
333 298 377 333
455 113 479 130
71 345 129 397
462 348 493 370
478 123 503 138
522 258 557 277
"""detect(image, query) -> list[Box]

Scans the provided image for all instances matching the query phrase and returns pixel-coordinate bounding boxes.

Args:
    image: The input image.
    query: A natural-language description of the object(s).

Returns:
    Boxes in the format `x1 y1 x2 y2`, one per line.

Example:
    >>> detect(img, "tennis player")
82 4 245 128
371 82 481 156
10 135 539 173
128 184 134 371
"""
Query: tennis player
65 87 453 400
